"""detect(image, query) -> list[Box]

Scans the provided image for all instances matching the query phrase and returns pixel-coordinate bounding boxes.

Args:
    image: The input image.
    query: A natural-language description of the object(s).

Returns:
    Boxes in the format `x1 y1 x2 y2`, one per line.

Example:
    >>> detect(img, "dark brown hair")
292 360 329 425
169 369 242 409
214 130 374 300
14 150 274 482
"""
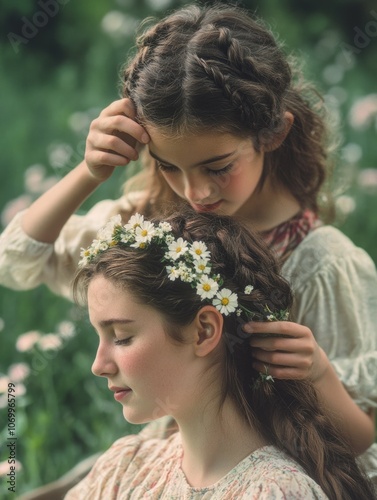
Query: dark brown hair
121 3 335 219
74 210 373 499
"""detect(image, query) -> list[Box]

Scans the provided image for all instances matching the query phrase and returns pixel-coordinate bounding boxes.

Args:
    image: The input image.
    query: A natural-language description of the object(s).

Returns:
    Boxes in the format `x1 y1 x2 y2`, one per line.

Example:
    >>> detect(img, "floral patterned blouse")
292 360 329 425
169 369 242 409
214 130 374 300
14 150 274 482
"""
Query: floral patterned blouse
64 432 328 499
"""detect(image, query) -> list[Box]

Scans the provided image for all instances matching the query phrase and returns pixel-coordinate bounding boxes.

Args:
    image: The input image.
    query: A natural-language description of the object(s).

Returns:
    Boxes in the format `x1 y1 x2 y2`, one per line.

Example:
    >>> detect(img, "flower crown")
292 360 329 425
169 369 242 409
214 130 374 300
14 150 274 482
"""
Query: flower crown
79 213 289 321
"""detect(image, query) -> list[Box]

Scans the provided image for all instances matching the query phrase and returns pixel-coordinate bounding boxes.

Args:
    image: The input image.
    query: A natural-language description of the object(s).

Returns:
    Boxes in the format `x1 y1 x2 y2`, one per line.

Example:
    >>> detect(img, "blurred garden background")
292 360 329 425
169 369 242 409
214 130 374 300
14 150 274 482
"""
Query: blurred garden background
0 0 376 496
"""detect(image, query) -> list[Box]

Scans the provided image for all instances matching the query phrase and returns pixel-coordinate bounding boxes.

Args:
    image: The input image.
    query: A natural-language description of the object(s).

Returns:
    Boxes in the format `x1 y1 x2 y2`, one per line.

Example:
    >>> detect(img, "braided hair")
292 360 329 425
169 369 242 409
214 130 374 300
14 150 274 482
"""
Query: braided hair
121 3 332 215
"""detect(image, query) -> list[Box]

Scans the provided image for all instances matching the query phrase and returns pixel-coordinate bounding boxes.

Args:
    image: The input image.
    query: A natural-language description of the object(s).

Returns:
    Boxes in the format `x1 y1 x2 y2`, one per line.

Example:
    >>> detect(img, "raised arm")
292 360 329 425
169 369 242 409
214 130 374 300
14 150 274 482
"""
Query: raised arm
22 98 149 243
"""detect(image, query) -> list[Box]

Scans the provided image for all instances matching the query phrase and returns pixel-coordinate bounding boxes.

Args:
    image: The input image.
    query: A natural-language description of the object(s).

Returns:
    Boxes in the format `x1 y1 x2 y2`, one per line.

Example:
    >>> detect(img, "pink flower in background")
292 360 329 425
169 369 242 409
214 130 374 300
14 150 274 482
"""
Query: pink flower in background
37 333 63 351
0 459 22 477
8 362 30 383
14 383 26 397
1 195 33 227
357 168 377 194
16 331 42 352
349 94 377 129
0 375 10 394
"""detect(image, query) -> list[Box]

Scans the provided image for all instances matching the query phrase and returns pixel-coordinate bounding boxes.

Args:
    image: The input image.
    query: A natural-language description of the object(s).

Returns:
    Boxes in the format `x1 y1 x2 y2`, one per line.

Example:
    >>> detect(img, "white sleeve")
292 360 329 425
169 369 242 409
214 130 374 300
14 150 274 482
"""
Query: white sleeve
0 194 141 300
283 226 377 411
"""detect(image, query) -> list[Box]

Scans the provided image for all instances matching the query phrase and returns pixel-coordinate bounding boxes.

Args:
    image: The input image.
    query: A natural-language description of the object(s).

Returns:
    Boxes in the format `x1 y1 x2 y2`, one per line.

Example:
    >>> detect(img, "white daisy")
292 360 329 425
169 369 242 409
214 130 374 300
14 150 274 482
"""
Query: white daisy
135 221 156 243
244 285 254 295
213 289 238 315
166 266 180 281
196 276 219 299
194 259 211 274
189 241 210 260
124 213 144 230
97 215 122 241
167 238 189 260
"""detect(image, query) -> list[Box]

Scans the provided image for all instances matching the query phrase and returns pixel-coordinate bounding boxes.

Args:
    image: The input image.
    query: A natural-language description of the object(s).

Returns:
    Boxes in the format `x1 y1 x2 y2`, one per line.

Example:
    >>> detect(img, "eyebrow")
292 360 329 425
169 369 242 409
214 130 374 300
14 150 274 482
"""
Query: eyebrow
148 149 236 167
98 319 135 328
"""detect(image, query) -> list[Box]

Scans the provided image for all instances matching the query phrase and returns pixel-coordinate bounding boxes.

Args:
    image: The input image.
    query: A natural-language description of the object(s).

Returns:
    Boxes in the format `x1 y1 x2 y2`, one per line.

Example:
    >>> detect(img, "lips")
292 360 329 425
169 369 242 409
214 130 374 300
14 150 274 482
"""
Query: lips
191 200 223 212
109 386 132 401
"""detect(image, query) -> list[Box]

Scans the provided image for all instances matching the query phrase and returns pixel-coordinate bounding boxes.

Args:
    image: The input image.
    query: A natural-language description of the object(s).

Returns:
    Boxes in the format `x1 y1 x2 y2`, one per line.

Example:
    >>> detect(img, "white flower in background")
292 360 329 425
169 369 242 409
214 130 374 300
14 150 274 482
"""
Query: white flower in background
341 143 362 164
57 321 76 339
189 241 210 260
8 363 30 383
68 111 92 134
196 276 219 299
24 164 46 193
244 285 254 294
213 289 238 315
48 142 73 169
37 334 63 351
98 215 122 241
101 11 138 39
14 383 26 397
167 238 189 260
16 331 41 352
335 195 356 217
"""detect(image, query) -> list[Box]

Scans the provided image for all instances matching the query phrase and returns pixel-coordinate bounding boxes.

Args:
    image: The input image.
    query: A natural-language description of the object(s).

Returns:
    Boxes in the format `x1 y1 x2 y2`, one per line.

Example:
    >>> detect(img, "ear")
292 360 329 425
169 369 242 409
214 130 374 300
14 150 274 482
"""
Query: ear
192 306 223 357
262 111 294 153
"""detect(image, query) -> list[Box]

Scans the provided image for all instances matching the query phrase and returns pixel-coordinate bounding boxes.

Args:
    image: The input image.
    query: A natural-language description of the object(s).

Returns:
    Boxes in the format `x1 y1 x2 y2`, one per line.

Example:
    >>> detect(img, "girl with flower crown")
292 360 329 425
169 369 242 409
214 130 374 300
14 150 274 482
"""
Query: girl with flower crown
64 209 375 499
1 3 376 493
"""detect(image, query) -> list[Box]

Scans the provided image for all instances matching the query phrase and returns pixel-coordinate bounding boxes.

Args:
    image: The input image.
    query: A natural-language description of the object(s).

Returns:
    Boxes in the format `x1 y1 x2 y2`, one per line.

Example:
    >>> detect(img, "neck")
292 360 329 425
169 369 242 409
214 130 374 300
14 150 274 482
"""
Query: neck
175 397 268 488
237 177 301 232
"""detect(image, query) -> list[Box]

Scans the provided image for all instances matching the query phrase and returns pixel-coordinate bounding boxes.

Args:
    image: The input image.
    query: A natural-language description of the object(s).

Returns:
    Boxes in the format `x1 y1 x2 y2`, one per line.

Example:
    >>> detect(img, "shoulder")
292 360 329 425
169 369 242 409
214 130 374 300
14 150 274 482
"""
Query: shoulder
282 225 376 287
65 433 181 499
235 446 327 499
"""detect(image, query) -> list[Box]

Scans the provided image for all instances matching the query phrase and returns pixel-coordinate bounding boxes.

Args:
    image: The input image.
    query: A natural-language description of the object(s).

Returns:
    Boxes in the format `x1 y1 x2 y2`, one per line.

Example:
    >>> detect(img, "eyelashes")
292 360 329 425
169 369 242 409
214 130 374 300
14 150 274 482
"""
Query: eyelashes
157 162 234 177
114 337 133 346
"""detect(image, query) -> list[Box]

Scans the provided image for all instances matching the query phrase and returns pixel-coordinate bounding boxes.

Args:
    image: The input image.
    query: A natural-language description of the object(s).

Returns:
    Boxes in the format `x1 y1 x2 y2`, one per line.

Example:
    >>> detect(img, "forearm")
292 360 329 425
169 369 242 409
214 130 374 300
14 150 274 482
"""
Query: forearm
22 161 102 243
314 350 375 455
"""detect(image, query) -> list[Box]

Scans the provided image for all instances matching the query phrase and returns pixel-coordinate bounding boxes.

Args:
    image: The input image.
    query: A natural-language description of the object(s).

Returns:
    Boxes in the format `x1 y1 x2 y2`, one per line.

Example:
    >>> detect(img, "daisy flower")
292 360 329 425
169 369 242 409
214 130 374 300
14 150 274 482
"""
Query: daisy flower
167 238 189 260
196 276 219 299
213 289 238 315
190 241 210 260
194 259 211 274
135 221 156 243
124 213 144 230
244 285 254 295
166 266 180 281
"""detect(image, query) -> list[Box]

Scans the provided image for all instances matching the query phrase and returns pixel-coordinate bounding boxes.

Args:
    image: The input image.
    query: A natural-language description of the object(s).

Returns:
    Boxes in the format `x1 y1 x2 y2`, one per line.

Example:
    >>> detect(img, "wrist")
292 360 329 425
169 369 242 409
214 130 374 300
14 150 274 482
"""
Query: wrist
79 161 106 187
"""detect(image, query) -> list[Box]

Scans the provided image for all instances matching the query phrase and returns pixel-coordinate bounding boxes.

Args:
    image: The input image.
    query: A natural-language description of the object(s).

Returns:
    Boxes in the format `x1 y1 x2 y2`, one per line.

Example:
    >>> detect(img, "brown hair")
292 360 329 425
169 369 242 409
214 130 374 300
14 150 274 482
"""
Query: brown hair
120 3 335 219
74 209 373 499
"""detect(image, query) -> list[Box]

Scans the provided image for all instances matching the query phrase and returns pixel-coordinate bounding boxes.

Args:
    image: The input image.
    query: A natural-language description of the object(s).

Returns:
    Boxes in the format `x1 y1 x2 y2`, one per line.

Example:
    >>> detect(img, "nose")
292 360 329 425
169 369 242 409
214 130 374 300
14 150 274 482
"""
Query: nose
91 341 117 378
184 175 213 203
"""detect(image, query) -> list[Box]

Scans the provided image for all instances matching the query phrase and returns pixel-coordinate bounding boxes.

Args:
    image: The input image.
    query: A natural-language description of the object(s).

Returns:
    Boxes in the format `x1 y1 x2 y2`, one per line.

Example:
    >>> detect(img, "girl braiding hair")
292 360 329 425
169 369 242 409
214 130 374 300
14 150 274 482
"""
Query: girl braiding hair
70 209 374 500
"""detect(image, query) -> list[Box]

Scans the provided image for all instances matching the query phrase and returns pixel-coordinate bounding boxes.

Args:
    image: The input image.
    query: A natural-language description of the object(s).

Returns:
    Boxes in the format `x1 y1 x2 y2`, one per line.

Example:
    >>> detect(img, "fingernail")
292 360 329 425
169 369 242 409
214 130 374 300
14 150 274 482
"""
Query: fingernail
141 133 150 144
242 323 253 333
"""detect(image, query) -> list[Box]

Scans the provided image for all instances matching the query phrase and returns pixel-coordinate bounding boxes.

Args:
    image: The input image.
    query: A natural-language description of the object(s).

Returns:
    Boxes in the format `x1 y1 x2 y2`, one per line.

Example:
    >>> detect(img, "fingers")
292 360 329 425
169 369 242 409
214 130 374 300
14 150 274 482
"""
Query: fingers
243 320 311 338
85 99 150 181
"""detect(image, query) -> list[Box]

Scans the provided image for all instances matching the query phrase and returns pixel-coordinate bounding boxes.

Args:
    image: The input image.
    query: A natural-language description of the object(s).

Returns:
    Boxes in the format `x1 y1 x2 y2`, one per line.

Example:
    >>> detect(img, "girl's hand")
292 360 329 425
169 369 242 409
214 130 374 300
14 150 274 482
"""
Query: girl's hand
85 98 150 182
244 321 330 382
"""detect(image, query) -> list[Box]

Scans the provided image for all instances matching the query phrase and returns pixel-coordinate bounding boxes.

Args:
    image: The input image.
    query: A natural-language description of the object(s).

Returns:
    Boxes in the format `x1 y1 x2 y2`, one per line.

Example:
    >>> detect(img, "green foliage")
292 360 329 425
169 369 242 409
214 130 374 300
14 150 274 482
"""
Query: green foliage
0 0 376 496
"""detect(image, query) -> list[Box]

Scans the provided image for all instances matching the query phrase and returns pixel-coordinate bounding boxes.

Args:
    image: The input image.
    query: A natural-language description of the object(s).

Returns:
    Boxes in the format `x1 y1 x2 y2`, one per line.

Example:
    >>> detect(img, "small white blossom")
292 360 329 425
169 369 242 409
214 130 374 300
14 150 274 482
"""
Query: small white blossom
158 222 172 233
236 309 242 316
196 276 219 299
167 238 189 260
97 215 122 240
166 266 180 281
213 289 238 315
244 285 254 295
